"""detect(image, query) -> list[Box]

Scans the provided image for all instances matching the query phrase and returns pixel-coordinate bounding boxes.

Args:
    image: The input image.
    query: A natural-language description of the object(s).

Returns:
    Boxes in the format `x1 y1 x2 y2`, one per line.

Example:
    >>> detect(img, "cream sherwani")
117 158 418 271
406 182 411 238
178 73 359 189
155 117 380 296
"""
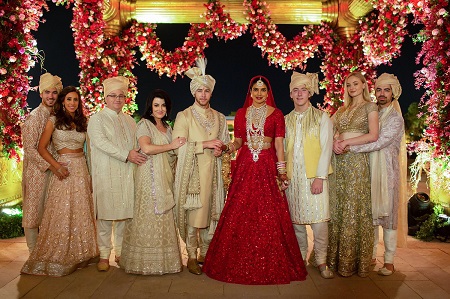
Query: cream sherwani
87 107 136 220
21 104 55 228
173 103 229 230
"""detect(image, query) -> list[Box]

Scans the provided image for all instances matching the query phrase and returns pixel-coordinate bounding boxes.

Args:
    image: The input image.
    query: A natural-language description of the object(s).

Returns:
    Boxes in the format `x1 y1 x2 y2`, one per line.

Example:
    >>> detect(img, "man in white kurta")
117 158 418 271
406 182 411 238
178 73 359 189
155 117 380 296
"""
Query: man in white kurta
173 58 230 275
21 73 63 253
88 76 147 271
350 73 405 276
285 72 334 279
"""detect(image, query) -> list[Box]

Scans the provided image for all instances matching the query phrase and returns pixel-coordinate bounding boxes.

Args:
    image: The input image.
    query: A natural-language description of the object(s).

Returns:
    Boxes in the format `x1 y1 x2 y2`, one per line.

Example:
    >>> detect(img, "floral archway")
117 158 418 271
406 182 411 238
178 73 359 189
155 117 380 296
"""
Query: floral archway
1 0 449 164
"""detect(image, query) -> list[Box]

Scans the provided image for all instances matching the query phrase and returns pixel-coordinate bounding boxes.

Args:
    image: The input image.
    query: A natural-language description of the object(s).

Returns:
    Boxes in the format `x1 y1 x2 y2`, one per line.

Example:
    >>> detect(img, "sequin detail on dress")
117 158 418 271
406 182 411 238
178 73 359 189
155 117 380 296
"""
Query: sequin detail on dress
203 108 307 285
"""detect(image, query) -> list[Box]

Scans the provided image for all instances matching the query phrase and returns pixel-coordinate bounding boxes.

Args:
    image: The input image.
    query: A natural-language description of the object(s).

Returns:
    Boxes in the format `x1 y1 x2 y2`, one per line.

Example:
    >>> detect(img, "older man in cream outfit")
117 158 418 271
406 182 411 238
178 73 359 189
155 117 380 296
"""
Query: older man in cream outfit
173 58 230 275
350 73 406 276
88 76 147 271
22 73 64 254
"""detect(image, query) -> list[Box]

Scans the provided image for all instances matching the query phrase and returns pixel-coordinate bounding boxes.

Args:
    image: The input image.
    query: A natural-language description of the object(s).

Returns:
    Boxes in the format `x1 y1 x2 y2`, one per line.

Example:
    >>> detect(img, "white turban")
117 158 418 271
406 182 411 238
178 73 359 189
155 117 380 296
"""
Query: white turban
289 72 319 95
375 73 402 100
185 58 215 96
39 73 63 94
103 76 129 97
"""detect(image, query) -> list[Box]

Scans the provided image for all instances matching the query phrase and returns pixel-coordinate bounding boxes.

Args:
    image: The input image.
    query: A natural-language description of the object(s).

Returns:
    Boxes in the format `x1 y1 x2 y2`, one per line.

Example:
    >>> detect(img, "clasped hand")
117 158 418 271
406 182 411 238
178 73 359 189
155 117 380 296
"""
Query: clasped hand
333 140 348 155
127 148 148 165
203 139 224 157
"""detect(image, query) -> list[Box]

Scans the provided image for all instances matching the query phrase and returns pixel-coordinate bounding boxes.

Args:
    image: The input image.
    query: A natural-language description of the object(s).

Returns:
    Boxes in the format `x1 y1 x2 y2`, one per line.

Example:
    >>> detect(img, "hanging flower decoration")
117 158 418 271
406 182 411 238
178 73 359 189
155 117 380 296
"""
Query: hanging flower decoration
1 0 449 161
359 0 409 66
409 0 450 158
320 34 377 114
70 0 138 115
136 0 247 78
0 0 47 160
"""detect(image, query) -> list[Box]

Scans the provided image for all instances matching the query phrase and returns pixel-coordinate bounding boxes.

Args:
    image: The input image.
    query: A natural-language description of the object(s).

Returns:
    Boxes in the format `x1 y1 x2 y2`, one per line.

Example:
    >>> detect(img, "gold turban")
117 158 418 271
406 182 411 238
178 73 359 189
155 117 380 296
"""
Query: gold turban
375 73 402 100
39 73 63 94
289 72 319 95
186 58 216 96
103 76 129 97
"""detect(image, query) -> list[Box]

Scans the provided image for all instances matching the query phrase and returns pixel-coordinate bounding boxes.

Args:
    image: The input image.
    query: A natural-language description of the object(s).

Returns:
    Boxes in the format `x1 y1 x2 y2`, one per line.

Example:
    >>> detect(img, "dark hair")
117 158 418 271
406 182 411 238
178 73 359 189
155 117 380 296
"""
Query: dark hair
141 89 172 127
54 86 87 132
249 76 271 91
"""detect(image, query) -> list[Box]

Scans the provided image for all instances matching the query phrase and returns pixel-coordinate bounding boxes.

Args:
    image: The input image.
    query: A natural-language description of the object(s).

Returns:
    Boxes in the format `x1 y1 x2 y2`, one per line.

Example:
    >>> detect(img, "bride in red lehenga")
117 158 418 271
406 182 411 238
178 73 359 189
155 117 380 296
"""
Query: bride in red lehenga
203 76 307 285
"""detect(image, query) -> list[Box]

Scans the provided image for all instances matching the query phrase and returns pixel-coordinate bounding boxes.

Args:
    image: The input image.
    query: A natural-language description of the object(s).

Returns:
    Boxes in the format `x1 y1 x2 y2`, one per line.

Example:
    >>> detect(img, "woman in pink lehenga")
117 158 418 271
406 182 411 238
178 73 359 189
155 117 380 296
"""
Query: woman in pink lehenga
21 86 99 276
203 76 307 285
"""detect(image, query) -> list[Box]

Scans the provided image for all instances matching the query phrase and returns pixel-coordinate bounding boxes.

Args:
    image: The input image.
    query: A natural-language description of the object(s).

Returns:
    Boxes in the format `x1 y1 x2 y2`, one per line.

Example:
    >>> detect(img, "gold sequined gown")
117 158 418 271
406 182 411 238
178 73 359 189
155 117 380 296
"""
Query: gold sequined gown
327 102 377 277
21 120 99 276
120 119 182 275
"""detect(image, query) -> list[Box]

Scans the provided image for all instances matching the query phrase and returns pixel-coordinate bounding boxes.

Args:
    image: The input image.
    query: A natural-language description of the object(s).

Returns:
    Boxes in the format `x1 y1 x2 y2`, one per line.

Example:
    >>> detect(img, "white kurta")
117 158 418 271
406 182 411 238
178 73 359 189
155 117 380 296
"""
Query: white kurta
87 107 136 220
285 111 333 224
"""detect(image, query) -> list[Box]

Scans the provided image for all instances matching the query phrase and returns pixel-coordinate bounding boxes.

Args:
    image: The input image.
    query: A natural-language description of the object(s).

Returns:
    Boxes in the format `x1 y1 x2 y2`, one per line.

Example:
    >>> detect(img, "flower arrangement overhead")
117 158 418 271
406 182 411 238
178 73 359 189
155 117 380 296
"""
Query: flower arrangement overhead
0 0 448 163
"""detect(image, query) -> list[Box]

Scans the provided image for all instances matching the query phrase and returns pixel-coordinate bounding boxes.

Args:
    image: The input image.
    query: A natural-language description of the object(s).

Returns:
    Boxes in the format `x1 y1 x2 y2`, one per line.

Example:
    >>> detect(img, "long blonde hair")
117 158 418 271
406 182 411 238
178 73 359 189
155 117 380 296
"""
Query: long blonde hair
343 71 371 108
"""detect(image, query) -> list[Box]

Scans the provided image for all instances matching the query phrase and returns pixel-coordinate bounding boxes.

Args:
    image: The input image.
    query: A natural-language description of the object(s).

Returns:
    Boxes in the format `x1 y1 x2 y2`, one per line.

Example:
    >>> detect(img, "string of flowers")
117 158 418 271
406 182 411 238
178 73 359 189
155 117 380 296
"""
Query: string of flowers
69 0 138 115
409 0 450 159
2 0 449 163
359 0 409 66
0 0 48 160
319 34 377 113
136 0 246 77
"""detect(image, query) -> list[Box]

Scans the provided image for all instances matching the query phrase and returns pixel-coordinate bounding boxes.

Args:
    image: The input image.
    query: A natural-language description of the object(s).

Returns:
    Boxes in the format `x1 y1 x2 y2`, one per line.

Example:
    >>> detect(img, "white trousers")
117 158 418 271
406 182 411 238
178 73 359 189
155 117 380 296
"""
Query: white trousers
97 219 126 259
24 227 38 254
186 225 211 259
293 222 329 265
373 226 397 264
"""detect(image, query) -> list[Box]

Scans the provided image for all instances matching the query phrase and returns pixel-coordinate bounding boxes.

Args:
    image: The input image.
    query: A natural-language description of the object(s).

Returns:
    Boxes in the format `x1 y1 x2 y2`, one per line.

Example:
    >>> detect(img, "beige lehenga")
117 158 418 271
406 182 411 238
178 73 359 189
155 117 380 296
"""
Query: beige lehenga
120 119 182 275
327 102 377 277
21 120 99 276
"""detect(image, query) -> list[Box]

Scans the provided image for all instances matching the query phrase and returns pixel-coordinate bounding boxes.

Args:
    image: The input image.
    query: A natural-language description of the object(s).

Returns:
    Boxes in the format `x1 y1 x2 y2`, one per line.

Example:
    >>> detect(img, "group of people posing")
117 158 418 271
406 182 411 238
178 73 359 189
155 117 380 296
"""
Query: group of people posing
20 59 405 285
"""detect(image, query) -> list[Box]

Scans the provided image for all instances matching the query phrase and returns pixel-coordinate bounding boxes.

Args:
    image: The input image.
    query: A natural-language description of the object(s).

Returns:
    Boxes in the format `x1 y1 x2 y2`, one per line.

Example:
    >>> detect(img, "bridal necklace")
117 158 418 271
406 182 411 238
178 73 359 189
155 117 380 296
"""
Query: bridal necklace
246 104 267 162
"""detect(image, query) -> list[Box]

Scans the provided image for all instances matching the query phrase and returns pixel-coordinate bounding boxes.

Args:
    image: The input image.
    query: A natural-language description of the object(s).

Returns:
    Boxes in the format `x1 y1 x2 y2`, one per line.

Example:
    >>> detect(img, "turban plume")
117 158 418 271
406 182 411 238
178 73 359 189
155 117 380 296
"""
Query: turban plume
185 57 216 96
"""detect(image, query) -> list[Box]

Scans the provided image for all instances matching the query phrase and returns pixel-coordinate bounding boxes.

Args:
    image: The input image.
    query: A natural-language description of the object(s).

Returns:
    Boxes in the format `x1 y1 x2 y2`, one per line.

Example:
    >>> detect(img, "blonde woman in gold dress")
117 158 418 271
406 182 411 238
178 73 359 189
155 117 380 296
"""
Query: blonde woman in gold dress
327 71 379 277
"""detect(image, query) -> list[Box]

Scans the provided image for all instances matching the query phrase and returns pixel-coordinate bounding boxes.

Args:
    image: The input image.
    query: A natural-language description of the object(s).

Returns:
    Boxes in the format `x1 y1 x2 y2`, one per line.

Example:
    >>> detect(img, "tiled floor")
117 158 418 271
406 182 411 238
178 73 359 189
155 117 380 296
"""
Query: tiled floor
1 175 449 298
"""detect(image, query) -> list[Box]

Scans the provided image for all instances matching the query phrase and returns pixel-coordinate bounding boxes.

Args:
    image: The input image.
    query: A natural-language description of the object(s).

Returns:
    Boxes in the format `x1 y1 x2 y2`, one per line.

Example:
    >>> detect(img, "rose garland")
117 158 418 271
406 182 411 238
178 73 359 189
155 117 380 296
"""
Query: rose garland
1 0 448 160
0 0 47 160
409 0 450 158
359 0 409 66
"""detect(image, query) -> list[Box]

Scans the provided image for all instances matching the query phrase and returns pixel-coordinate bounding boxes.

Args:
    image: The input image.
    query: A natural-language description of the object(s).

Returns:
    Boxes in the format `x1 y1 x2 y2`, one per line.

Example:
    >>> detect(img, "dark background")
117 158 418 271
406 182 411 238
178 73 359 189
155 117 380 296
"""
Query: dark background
27 3 423 118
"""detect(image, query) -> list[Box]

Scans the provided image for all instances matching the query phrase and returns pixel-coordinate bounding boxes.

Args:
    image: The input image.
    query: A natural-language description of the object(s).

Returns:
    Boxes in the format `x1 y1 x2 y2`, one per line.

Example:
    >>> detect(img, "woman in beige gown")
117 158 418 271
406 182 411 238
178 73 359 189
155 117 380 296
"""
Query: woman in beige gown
327 72 379 277
120 89 184 275
21 86 99 276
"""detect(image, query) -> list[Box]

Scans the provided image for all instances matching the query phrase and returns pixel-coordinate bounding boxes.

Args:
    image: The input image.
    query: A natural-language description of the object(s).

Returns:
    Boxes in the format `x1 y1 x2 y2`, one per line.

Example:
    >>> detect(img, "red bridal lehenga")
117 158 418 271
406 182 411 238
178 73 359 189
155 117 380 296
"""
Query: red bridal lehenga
203 103 307 285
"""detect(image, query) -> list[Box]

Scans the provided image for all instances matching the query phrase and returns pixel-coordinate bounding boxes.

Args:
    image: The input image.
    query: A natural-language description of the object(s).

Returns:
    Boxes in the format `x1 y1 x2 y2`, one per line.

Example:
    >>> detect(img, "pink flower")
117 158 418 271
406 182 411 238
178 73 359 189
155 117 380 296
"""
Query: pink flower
0 68 7 75
9 56 17 63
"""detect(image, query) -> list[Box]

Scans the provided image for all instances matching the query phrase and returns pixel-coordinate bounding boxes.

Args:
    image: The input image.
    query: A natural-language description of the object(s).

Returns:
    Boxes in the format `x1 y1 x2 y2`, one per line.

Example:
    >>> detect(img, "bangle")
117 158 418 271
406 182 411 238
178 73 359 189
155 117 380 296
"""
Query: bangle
276 161 287 174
